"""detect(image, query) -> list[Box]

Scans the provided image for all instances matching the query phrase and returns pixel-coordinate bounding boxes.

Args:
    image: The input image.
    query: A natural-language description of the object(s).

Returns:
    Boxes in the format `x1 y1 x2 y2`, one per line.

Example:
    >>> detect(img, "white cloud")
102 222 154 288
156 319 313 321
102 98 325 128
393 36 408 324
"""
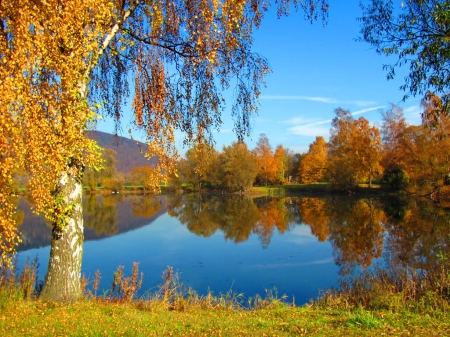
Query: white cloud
260 95 378 108
285 106 385 137
288 123 330 137
403 105 422 125
351 106 386 116
348 100 378 107
280 116 323 125
260 95 338 104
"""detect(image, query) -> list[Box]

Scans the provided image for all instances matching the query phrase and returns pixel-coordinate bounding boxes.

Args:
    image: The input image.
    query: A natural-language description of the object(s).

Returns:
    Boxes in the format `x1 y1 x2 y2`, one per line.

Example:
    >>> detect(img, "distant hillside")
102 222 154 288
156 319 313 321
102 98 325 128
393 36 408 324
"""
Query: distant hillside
88 130 157 173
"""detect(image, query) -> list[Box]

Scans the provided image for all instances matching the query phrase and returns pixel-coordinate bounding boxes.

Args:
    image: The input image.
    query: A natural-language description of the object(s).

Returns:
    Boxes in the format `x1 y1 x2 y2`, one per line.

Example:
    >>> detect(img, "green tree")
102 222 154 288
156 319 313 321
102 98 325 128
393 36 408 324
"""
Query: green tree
84 148 118 191
360 0 450 110
274 145 288 184
177 144 218 190
220 142 258 192
131 166 158 191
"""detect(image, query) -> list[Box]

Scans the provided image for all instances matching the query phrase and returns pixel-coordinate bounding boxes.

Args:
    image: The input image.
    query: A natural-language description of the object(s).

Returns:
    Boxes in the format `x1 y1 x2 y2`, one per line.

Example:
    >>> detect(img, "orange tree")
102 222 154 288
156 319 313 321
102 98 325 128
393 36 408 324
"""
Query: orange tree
253 133 277 185
380 97 450 195
0 0 328 303
298 135 327 183
327 108 383 189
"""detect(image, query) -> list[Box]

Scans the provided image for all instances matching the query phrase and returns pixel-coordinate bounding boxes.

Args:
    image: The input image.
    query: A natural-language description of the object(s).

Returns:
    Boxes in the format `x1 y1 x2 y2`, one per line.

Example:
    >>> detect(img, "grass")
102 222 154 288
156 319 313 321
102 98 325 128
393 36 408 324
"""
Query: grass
1 293 449 336
1 259 450 336
249 183 389 197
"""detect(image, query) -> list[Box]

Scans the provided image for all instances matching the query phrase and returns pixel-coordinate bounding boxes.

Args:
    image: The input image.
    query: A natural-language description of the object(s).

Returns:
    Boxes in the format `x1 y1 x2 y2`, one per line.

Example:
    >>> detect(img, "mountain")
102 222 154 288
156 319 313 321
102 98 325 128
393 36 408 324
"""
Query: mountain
88 130 157 173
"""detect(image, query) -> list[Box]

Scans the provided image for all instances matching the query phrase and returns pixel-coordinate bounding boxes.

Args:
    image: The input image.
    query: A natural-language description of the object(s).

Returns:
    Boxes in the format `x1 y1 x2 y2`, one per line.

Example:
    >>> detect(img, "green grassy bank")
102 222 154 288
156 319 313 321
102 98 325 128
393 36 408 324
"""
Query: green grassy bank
1 296 449 336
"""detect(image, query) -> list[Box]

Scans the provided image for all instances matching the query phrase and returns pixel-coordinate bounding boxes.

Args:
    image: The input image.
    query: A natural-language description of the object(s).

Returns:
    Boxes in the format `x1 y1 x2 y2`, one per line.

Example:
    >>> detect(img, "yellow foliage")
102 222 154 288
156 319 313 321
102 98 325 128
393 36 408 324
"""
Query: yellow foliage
0 0 329 266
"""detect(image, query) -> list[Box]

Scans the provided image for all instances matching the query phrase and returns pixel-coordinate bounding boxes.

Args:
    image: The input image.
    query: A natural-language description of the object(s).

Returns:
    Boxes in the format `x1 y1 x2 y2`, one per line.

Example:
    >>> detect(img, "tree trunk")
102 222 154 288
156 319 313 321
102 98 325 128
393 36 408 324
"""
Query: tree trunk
40 170 84 304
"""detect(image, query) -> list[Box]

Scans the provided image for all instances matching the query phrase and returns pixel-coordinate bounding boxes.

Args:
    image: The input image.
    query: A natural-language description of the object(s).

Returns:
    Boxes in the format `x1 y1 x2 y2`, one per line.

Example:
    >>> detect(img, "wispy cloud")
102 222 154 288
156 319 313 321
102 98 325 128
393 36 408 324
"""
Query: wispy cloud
348 100 378 107
285 106 385 137
280 116 322 125
260 95 338 104
351 106 386 116
404 105 422 125
288 123 330 137
260 95 378 107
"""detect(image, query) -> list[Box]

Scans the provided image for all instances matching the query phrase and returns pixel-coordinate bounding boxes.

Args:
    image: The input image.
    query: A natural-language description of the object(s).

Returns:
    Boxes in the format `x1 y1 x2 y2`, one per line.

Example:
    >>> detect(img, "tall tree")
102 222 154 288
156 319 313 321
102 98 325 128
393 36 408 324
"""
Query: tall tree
359 0 450 112
253 133 277 185
84 148 118 191
299 136 327 183
220 142 258 192
178 144 218 190
0 0 328 303
131 166 158 191
380 104 410 190
381 97 450 196
327 108 383 189
273 145 288 184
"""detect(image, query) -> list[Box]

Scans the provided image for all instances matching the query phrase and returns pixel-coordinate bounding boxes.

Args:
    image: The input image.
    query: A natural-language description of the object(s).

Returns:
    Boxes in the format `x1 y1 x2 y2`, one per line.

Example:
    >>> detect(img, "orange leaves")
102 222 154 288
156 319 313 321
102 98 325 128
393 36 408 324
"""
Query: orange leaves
327 109 383 188
299 136 327 184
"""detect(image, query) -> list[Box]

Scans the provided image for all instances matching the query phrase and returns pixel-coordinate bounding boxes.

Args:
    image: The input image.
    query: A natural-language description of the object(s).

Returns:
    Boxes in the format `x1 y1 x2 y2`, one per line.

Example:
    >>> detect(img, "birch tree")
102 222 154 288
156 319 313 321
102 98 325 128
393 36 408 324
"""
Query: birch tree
0 0 328 303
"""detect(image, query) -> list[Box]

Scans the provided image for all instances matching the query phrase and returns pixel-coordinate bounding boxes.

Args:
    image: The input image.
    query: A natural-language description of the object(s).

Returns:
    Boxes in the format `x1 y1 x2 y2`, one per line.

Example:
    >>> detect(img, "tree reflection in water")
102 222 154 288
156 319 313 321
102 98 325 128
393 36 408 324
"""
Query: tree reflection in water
166 194 299 246
384 197 450 274
84 195 119 236
166 194 450 278
17 193 450 281
17 194 164 250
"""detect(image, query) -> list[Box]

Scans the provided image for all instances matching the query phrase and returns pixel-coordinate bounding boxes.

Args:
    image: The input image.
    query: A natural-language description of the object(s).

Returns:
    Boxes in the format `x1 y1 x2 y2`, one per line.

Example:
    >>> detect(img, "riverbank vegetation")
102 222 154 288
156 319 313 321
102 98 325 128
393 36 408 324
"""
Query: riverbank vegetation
0 260 449 336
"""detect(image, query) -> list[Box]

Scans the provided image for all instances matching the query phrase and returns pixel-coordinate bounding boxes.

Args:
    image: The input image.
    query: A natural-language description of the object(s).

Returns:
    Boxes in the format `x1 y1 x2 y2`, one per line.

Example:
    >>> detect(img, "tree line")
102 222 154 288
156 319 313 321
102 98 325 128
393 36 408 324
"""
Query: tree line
300 96 450 198
84 95 450 198
157 96 450 196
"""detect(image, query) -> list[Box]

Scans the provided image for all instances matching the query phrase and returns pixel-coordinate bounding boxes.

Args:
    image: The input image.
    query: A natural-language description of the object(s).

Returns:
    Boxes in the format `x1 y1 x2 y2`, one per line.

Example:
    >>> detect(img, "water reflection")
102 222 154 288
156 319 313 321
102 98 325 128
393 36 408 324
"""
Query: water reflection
84 195 118 236
384 198 450 273
166 194 297 247
164 194 450 277
17 194 164 251
326 198 386 275
16 193 450 303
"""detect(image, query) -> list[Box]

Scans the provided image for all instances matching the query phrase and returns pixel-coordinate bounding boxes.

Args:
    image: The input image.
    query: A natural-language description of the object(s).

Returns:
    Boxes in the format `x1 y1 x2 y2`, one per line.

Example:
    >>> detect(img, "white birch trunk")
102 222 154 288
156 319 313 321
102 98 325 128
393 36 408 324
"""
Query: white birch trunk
40 171 84 303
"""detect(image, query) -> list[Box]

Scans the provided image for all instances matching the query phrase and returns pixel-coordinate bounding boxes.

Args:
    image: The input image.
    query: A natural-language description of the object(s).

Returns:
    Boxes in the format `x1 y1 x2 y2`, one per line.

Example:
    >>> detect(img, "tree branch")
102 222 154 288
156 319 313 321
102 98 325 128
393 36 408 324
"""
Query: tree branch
80 0 141 98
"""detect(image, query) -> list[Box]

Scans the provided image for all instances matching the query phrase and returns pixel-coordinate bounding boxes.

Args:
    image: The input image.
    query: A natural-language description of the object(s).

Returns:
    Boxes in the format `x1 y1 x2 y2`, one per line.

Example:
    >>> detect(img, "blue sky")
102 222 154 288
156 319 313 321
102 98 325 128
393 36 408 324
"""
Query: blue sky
97 1 422 155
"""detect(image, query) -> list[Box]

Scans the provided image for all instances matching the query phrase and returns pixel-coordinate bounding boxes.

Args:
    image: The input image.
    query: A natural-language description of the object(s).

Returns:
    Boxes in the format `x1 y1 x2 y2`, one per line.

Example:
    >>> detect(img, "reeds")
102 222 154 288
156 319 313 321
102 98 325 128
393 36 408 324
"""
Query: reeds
315 261 450 312
0 255 40 300
2 255 448 313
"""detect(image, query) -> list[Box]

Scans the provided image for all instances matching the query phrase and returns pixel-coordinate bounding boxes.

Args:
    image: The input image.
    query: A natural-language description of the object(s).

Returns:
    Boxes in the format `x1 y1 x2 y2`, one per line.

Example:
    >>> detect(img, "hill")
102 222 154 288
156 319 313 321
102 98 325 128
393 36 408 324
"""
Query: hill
88 130 157 173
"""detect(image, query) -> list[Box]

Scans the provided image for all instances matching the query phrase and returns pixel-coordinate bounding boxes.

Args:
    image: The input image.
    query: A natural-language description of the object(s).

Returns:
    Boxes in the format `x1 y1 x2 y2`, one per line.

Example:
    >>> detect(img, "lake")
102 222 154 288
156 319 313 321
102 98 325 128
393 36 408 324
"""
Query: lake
15 193 450 305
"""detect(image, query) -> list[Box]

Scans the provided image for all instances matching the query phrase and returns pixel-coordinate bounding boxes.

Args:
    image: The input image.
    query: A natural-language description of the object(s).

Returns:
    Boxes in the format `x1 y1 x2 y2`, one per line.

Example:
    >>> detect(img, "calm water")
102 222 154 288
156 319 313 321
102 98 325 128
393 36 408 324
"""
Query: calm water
16 193 450 304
